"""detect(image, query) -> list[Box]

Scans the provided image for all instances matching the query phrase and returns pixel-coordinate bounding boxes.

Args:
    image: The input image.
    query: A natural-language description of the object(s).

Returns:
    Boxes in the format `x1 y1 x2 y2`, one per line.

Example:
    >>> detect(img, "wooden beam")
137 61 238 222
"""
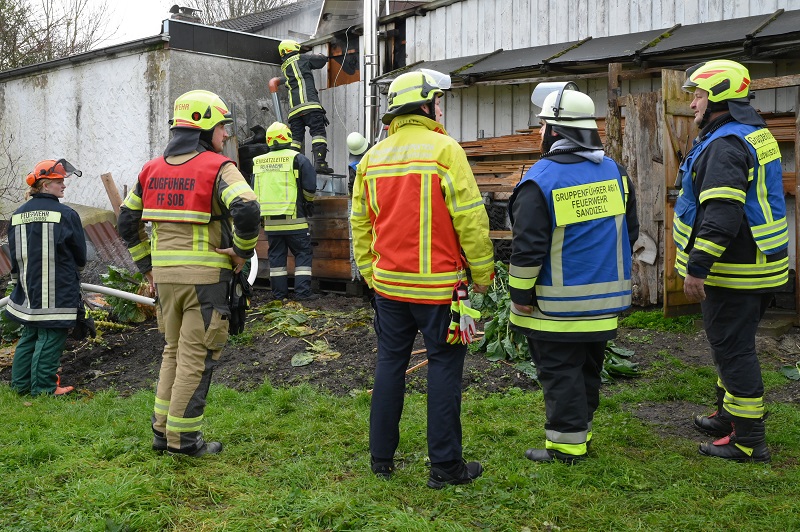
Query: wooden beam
100 173 122 217
606 63 623 162
794 88 800 321
751 74 800 90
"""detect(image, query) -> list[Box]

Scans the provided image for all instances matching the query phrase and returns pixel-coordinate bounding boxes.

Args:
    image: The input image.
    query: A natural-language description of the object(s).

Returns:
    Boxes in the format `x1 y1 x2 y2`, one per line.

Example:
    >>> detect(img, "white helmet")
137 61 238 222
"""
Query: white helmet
532 81 598 130
347 132 369 155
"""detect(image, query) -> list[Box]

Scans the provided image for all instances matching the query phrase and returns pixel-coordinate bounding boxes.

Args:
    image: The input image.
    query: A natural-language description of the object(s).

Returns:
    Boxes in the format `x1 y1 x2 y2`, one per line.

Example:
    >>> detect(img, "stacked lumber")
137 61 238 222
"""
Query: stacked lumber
255 196 354 281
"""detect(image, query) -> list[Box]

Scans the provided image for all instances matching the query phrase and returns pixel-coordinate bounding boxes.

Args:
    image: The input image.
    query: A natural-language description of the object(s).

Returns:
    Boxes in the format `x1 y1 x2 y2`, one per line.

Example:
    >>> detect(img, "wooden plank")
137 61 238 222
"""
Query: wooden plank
100 172 123 217
795 87 800 317
606 63 623 163
622 91 663 306
312 196 350 217
489 230 512 240
662 68 701 318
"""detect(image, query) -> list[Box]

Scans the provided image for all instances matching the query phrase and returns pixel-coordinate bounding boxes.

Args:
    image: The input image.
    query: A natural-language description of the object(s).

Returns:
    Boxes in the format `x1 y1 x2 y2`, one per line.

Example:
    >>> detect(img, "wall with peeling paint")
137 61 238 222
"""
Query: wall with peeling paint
0 45 282 216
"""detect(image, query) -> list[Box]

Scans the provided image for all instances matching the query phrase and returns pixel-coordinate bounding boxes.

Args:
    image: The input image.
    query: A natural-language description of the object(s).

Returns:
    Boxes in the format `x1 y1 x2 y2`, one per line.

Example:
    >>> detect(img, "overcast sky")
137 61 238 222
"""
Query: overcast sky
93 0 176 47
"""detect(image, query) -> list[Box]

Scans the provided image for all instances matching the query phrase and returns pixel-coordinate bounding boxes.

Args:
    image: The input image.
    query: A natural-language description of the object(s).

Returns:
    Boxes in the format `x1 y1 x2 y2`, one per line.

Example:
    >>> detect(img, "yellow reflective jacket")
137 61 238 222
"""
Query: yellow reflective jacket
350 114 494 303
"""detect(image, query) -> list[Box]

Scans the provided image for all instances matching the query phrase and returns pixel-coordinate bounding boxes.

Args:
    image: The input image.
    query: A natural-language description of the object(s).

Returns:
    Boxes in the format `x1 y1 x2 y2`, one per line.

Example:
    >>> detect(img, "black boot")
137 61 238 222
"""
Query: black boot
427 459 483 489
699 417 770 463
694 384 732 437
314 145 334 174
693 410 734 438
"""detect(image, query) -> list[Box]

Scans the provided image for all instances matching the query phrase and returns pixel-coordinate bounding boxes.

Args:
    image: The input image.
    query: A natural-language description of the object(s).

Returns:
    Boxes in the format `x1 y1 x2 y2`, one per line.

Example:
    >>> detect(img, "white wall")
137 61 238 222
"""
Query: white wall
0 48 282 215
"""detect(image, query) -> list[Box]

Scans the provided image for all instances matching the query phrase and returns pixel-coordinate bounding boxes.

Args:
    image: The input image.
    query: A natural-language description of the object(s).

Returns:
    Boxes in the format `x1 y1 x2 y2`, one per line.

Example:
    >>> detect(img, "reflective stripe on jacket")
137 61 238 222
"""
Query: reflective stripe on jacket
280 52 325 119
253 149 299 217
119 151 261 285
140 152 230 224
5 194 87 328
350 114 494 304
509 157 632 335
673 121 788 290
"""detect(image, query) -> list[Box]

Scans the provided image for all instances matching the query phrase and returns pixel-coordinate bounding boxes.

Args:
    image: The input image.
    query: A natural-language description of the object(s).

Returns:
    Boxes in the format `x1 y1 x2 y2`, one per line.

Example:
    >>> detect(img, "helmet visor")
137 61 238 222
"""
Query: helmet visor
420 69 451 91
531 81 579 119
47 159 82 178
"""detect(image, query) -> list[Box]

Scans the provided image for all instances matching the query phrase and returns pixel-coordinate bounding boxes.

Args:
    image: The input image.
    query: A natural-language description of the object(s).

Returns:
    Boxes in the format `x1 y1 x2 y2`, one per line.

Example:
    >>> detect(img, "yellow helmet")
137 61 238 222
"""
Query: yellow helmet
279 39 300 58
683 60 751 102
266 122 293 147
170 90 232 131
381 70 450 125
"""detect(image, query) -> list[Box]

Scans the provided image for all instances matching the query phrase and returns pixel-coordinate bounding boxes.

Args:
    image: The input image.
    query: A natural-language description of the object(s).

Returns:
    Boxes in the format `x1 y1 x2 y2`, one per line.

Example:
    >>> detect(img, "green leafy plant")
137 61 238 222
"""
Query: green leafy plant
469 261 639 381
100 266 154 323
620 310 700 333
780 362 800 381
0 283 22 343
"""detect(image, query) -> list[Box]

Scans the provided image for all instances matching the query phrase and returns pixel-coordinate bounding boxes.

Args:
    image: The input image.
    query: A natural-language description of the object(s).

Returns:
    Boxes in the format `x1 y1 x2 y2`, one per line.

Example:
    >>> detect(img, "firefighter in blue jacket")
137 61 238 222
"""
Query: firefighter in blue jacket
6 159 87 396
676 60 788 462
252 122 318 300
508 83 639 463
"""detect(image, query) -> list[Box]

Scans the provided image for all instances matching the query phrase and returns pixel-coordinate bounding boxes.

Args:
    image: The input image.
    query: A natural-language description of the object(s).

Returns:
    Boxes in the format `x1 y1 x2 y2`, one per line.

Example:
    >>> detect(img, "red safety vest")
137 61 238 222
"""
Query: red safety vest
139 152 232 224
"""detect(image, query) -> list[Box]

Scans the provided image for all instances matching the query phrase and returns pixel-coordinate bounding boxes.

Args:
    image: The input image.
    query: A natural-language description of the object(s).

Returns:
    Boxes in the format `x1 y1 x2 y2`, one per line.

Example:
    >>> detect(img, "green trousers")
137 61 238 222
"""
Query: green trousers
11 326 69 396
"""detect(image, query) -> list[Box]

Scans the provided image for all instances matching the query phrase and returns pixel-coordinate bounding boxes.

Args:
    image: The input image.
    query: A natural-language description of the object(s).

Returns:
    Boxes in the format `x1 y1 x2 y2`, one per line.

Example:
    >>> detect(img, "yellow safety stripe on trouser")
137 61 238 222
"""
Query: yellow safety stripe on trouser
545 429 588 456
311 136 327 146
152 282 229 452
723 391 764 419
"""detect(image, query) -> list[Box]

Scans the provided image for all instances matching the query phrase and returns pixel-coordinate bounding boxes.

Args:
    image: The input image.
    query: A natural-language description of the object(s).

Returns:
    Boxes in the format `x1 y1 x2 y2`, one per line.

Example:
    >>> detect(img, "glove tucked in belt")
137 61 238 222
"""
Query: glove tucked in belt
229 271 252 335
446 280 481 345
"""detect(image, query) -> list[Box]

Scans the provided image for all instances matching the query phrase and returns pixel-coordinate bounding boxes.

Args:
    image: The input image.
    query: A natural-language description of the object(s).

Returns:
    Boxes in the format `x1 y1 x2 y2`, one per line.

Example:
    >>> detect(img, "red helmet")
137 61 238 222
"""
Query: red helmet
26 159 81 186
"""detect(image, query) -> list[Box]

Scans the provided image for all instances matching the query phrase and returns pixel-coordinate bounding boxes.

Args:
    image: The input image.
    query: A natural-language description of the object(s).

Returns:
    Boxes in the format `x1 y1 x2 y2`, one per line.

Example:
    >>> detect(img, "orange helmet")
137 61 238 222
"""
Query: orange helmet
26 159 81 186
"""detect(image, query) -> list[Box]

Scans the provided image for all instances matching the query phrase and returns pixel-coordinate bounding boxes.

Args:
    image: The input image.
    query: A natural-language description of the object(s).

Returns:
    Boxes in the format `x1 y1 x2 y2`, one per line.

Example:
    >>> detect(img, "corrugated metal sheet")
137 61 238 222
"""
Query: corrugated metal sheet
641 13 779 56
373 52 496 86
549 27 672 66
458 41 581 78
83 222 137 272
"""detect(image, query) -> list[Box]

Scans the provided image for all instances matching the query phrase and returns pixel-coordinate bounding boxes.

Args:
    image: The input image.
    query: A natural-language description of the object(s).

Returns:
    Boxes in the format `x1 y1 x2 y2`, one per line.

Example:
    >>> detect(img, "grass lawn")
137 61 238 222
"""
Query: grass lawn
1 372 799 531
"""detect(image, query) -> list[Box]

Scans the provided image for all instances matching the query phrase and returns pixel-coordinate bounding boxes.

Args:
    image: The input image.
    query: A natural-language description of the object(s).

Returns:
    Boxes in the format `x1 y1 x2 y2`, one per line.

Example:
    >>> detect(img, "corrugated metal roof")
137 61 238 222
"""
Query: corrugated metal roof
549 27 673 66
753 9 800 40
373 52 497 86
84 222 137 272
459 41 582 78
217 0 323 33
641 12 779 57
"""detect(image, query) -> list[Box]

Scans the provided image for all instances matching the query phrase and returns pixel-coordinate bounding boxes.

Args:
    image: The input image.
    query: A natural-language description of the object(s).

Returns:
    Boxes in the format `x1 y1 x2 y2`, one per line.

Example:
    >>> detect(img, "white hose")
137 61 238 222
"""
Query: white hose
248 252 258 286
1 253 257 310
80 283 156 307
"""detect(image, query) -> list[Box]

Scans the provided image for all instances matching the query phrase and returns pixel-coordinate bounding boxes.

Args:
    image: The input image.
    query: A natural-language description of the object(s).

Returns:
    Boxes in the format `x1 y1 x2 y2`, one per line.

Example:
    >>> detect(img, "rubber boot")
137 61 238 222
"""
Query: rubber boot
54 374 74 396
699 417 771 463
525 448 586 464
314 145 334 174
694 384 732 437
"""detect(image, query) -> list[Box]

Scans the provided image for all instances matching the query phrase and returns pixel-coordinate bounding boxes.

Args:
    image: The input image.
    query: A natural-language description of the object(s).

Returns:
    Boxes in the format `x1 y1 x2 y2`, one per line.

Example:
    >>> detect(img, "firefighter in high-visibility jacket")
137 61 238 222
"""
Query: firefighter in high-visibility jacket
6 159 86 397
277 39 333 174
676 60 788 463
118 90 261 457
508 83 639 463
252 122 317 300
351 70 494 488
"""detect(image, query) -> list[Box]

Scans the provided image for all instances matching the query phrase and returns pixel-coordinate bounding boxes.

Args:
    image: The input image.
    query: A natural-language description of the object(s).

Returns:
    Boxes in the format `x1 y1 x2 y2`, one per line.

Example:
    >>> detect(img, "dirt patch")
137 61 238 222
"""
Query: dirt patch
2 293 799 429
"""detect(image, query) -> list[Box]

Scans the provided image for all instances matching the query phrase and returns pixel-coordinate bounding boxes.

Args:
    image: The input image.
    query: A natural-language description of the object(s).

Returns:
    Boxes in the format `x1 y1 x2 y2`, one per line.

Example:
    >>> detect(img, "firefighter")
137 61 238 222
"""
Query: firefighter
277 39 334 174
346 131 369 194
118 90 261 457
508 83 639 463
252 122 318 300
676 60 788 462
6 159 86 396
350 70 494 488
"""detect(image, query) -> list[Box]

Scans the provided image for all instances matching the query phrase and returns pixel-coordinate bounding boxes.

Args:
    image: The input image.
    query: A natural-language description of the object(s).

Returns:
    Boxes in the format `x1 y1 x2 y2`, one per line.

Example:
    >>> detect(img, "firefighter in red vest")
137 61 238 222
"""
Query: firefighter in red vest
118 90 260 457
